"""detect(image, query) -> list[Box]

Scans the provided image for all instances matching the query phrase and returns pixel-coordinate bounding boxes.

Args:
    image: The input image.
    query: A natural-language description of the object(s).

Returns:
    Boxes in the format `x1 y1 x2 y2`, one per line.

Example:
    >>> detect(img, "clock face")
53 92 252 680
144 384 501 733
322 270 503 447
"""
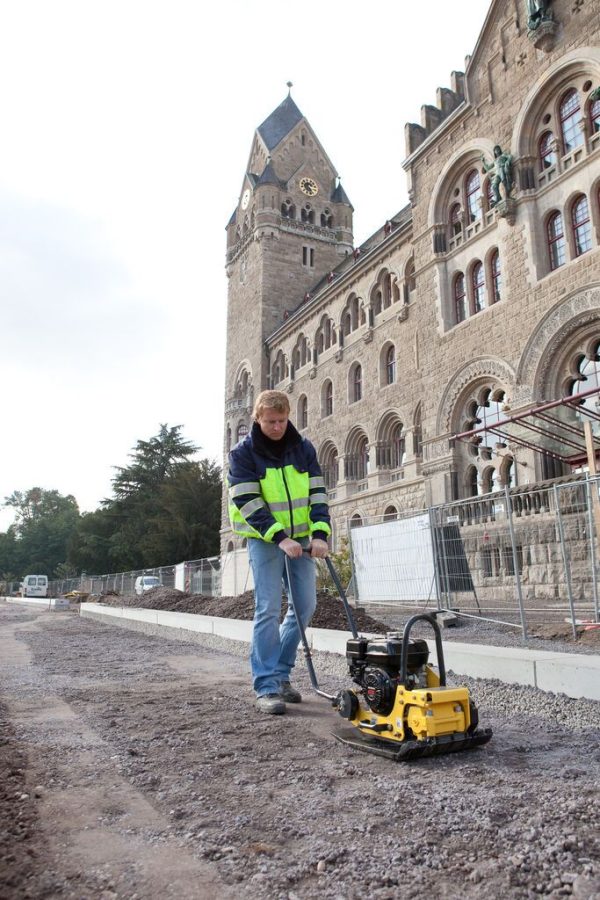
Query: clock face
241 188 251 210
299 176 319 197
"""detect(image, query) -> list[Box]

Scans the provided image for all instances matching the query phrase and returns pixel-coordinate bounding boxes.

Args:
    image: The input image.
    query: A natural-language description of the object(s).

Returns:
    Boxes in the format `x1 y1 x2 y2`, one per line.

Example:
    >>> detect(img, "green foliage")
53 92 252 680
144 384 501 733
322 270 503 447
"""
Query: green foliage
316 536 353 592
69 425 222 572
1 487 80 578
111 424 198 498
2 425 223 578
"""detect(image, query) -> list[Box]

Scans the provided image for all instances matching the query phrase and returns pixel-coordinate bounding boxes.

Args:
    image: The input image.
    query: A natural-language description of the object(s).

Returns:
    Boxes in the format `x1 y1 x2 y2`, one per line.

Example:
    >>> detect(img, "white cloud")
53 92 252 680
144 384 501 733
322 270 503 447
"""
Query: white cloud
0 0 485 533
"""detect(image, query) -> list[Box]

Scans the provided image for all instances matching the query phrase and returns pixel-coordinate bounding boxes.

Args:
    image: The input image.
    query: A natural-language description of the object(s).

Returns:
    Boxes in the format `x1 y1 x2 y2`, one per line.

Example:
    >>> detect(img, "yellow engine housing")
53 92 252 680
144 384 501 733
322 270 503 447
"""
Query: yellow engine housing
350 665 473 745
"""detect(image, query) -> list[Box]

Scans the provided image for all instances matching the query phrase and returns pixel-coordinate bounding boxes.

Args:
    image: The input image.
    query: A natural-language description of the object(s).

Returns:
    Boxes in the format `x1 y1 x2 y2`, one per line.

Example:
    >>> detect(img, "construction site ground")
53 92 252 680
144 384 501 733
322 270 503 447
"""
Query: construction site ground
1 599 600 900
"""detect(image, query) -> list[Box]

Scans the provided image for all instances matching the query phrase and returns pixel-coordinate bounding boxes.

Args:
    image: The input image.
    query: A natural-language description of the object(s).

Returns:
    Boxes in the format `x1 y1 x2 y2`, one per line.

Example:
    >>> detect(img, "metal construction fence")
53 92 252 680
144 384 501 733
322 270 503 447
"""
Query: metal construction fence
3 474 600 640
11 556 223 601
348 474 600 639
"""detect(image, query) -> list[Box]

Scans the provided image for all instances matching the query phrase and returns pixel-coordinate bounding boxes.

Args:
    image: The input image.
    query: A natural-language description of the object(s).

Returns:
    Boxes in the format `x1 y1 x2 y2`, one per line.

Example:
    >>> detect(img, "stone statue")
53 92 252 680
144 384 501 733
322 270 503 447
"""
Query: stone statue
482 145 514 206
527 0 553 30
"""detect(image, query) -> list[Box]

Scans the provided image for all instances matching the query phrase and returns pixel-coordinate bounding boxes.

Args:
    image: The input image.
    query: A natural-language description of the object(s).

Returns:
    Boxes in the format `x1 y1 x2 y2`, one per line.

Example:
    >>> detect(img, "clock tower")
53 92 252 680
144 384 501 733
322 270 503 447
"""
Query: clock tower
223 90 354 529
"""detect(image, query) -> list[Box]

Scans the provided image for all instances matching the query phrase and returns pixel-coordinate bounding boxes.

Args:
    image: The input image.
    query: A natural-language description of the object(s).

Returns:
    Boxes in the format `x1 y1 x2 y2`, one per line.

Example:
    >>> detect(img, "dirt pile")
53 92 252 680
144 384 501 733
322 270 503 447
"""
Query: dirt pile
98 586 391 633
528 620 600 647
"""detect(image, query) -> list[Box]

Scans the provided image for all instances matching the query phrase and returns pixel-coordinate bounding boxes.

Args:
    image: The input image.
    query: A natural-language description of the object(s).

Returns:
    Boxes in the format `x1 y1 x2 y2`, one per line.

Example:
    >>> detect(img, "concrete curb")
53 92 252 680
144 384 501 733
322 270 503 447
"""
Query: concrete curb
2 596 70 610
79 602 600 702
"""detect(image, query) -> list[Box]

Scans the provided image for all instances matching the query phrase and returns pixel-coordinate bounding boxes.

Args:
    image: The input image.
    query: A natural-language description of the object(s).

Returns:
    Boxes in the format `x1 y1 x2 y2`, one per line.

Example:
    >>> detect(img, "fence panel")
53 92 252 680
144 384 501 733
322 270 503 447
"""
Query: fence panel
349 475 600 634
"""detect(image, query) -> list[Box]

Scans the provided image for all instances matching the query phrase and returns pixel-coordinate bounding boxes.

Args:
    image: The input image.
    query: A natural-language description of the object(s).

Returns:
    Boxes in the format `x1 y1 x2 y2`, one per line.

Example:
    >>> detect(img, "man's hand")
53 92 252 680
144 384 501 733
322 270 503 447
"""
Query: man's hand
309 538 329 559
279 537 304 558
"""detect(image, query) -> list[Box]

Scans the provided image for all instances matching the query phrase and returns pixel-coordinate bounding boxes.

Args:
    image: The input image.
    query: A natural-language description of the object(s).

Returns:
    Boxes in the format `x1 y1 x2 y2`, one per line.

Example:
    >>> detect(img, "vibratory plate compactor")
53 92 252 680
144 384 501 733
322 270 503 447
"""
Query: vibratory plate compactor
286 557 492 762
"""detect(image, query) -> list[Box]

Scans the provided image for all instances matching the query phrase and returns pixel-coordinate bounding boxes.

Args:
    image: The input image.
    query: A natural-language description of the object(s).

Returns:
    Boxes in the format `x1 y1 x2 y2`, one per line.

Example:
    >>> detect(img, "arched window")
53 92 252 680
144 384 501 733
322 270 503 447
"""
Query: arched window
298 395 308 430
485 178 495 211
560 88 583 154
466 169 482 222
301 204 315 224
320 209 333 228
281 199 296 219
237 423 248 441
391 422 405 469
350 514 363 528
466 465 478 498
481 467 494 495
472 261 485 313
319 442 338 490
345 430 369 481
372 289 382 317
465 388 507 459
376 414 405 470
226 425 232 451
547 211 566 271
450 203 462 235
572 195 592 257
383 273 392 309
590 96 600 135
350 364 362 403
322 379 333 418
342 311 351 337
383 506 398 521
405 259 416 301
271 350 287 385
385 345 396 385
539 131 556 170
226 541 234 553
454 273 466 324
317 316 335 352
567 340 600 401
292 334 310 370
490 251 502 303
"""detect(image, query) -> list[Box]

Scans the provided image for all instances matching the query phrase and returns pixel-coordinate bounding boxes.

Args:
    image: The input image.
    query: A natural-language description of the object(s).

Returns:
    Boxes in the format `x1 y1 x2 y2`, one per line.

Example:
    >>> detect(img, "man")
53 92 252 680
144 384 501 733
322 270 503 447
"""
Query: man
228 390 330 715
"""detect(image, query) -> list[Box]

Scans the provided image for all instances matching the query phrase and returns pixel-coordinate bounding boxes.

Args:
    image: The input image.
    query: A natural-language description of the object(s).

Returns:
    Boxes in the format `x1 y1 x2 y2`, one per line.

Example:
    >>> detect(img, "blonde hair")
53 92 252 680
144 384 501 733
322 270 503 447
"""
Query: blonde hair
253 390 290 420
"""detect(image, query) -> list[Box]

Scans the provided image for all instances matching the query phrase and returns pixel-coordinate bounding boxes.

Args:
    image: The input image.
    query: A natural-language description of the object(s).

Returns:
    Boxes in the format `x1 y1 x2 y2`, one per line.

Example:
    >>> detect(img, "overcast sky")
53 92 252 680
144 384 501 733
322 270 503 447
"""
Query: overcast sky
1 0 487 531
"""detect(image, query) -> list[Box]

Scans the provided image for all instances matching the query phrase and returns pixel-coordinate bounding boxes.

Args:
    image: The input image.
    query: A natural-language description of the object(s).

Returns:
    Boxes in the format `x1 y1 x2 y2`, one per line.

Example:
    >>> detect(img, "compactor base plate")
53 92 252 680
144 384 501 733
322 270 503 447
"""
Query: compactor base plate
332 727 493 761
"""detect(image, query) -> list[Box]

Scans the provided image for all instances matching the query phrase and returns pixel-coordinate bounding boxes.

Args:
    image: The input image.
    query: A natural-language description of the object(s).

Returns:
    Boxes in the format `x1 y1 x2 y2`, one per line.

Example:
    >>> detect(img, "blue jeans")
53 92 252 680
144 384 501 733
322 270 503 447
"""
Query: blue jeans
247 538 317 697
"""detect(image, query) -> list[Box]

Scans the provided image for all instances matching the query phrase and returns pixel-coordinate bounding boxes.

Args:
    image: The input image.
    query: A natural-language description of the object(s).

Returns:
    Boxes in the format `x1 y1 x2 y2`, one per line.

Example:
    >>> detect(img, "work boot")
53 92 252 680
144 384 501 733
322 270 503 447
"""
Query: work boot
280 681 302 704
256 693 286 715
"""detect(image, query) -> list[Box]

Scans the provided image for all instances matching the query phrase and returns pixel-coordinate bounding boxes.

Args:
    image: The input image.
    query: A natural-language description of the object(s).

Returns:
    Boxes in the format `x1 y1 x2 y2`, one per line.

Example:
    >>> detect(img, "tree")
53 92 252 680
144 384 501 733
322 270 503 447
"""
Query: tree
153 459 222 562
2 487 80 577
69 425 222 572
111 424 198 498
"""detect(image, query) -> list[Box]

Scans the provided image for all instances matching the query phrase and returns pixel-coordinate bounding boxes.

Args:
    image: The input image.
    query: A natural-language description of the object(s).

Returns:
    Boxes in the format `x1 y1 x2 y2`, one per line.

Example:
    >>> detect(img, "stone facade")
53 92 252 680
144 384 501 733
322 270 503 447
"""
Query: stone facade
222 0 600 552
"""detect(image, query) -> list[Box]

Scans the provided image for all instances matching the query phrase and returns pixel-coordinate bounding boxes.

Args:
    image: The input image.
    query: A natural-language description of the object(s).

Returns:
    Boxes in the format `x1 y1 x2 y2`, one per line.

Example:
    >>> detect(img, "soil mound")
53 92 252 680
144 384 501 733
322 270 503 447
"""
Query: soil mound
98 586 391 633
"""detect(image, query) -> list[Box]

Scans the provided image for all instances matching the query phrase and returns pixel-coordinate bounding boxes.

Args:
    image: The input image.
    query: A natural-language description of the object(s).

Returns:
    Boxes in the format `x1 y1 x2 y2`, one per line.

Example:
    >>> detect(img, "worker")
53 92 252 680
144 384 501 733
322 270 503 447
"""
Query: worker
227 389 330 714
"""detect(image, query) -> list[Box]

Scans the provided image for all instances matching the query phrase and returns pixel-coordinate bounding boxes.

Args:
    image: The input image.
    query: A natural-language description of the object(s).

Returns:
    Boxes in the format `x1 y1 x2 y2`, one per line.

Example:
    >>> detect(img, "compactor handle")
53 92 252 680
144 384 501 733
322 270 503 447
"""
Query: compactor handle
400 613 446 686
324 556 358 639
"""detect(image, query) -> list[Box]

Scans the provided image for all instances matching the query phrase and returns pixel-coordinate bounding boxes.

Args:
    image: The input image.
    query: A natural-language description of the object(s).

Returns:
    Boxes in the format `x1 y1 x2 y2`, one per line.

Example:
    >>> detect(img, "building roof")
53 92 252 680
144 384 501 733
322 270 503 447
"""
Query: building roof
258 95 304 151
256 157 282 187
331 180 353 208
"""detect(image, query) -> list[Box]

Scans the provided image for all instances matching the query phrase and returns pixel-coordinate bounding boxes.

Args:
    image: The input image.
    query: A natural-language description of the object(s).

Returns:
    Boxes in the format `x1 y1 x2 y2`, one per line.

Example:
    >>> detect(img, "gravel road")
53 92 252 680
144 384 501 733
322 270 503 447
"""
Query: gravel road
1 602 600 900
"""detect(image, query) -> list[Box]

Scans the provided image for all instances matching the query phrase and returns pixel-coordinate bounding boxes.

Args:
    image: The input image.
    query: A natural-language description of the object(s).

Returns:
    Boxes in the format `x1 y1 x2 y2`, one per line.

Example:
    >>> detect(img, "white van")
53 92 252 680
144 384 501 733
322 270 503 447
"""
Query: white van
134 575 161 597
21 575 49 598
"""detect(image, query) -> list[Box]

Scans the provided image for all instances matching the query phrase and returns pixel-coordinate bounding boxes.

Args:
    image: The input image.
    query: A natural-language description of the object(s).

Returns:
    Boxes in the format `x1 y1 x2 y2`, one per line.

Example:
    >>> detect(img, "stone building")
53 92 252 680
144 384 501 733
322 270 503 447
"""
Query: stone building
222 0 600 555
